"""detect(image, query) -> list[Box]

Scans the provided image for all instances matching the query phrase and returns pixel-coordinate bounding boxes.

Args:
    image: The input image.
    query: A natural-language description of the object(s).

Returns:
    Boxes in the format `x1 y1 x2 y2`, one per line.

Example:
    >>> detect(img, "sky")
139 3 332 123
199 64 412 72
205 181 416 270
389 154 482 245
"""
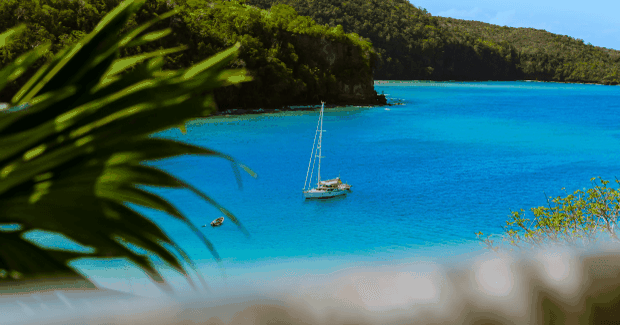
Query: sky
409 0 620 50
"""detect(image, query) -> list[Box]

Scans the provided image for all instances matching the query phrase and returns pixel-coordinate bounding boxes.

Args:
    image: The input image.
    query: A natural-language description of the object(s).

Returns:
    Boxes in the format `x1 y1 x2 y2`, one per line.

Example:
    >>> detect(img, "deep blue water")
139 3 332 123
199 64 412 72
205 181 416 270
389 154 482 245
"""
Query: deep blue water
65 81 620 292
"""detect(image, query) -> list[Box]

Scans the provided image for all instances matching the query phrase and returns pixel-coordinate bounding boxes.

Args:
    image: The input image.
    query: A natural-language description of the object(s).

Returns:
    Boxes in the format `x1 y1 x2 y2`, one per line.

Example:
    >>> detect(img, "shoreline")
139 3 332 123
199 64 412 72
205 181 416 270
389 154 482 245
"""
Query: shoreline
374 79 619 86
209 79 615 117
210 102 393 117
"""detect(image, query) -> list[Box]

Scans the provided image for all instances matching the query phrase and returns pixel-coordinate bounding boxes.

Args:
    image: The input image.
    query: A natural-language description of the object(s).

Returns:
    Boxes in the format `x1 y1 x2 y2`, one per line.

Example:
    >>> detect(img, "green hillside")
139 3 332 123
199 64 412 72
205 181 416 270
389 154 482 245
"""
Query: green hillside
0 0 384 109
2 0 618 112
438 18 620 84
247 0 620 85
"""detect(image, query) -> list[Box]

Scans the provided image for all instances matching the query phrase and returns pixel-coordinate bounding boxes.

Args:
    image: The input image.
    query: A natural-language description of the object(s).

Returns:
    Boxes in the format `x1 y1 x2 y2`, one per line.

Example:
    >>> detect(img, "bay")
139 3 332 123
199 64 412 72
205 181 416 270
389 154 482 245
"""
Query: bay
69 81 620 293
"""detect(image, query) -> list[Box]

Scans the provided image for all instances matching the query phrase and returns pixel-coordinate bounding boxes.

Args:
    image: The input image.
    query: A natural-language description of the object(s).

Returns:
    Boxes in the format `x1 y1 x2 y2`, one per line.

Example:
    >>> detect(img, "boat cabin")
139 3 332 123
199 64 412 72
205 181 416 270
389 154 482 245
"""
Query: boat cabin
318 177 351 191
319 177 344 187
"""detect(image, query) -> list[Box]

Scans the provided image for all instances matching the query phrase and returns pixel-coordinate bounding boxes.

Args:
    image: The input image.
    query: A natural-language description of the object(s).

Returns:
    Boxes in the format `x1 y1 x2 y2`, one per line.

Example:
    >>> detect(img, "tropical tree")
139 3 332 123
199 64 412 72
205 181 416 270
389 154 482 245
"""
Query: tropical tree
476 177 620 252
0 0 254 292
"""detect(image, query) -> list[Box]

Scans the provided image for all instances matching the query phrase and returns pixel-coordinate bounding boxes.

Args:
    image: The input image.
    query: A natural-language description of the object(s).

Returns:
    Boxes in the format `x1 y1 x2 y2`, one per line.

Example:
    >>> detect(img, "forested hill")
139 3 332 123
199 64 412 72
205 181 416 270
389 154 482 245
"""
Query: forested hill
0 0 384 110
437 18 620 84
246 0 620 85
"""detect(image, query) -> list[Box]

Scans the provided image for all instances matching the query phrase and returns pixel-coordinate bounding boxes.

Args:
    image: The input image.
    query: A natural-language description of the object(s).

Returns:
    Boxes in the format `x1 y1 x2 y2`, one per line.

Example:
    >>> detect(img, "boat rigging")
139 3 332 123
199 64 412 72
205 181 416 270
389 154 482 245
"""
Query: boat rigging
302 102 351 199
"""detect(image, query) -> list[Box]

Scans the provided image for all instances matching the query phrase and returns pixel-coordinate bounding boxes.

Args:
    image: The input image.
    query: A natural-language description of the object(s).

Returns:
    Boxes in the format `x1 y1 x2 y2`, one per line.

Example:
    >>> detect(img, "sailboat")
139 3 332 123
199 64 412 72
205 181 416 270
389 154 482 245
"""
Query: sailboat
303 102 351 199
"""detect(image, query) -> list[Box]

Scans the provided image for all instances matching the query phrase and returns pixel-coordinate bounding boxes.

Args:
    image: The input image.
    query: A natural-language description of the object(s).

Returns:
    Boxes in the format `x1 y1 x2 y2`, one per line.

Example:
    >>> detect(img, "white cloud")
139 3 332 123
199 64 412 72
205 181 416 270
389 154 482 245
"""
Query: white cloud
489 10 516 26
436 7 483 20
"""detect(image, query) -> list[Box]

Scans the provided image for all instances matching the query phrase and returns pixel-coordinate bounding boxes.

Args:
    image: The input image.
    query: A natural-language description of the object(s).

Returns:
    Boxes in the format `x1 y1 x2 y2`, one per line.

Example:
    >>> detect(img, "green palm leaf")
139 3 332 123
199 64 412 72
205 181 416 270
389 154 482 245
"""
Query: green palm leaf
0 0 254 290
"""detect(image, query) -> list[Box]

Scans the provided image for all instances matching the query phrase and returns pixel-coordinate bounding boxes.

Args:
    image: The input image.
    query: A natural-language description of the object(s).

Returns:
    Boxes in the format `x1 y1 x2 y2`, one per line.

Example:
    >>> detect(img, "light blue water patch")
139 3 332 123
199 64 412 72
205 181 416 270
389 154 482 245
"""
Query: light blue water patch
22 230 95 253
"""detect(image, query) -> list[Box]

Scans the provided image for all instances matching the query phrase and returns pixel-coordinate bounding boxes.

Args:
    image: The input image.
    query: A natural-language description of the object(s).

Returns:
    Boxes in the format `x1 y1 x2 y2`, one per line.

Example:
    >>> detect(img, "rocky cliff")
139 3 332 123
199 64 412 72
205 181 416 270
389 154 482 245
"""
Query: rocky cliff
214 31 383 111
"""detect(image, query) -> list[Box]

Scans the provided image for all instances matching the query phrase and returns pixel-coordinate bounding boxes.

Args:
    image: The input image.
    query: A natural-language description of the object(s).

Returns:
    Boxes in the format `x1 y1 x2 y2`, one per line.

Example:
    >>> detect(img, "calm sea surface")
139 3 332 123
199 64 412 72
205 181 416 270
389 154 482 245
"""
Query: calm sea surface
67 81 620 293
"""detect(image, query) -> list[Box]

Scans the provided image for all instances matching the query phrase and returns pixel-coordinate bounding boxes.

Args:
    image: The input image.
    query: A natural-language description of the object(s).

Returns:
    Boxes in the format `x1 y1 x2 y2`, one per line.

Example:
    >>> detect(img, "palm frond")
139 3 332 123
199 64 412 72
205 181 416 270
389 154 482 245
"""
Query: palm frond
0 0 254 290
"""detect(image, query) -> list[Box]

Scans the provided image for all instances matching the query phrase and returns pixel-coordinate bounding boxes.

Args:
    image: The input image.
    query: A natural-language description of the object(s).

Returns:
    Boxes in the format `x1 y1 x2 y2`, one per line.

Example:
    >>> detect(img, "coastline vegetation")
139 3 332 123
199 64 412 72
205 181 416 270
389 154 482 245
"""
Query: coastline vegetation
477 177 620 252
247 0 620 85
438 18 620 85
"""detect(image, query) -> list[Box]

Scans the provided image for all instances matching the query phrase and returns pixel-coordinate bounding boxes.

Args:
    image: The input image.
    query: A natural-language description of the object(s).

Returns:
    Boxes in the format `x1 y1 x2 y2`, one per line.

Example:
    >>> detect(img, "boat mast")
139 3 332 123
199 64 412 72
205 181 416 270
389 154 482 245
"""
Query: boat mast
304 104 322 191
317 102 324 187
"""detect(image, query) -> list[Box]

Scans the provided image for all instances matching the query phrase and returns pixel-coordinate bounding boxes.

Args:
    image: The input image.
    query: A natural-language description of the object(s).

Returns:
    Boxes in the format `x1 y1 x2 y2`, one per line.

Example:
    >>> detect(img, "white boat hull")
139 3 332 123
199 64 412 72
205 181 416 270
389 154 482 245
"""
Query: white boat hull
303 188 348 199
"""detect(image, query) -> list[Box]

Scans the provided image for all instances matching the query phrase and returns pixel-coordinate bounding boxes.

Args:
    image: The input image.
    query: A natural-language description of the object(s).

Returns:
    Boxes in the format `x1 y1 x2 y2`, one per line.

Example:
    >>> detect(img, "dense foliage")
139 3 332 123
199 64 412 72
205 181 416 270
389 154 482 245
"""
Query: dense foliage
247 0 620 85
0 0 254 288
438 18 620 85
0 0 382 109
476 178 620 252
247 0 455 80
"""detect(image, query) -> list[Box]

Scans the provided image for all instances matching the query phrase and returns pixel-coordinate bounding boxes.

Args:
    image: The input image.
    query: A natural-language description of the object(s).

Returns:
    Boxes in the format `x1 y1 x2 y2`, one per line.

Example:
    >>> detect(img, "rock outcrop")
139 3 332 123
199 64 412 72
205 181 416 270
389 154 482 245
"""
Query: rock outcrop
215 31 383 110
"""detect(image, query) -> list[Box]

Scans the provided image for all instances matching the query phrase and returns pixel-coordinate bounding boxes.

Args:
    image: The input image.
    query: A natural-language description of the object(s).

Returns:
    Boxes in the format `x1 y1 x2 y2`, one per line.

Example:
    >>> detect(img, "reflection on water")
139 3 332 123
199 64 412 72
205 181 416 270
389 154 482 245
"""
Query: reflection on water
302 194 349 204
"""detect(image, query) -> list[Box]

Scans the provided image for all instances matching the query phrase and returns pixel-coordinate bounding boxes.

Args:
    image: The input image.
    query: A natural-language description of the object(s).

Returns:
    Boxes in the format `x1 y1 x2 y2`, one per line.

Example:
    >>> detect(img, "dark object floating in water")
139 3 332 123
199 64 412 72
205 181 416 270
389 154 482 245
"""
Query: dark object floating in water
211 217 224 227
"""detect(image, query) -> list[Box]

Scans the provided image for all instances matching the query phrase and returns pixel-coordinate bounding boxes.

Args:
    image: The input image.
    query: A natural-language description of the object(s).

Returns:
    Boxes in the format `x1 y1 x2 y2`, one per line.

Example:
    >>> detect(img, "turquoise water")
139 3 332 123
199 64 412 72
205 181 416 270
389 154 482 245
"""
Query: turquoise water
72 81 620 292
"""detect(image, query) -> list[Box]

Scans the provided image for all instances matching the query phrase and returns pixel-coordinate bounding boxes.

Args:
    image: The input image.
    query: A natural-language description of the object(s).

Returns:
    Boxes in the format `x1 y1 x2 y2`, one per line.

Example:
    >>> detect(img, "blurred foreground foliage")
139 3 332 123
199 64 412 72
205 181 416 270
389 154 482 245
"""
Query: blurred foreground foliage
477 177 620 252
0 0 255 291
